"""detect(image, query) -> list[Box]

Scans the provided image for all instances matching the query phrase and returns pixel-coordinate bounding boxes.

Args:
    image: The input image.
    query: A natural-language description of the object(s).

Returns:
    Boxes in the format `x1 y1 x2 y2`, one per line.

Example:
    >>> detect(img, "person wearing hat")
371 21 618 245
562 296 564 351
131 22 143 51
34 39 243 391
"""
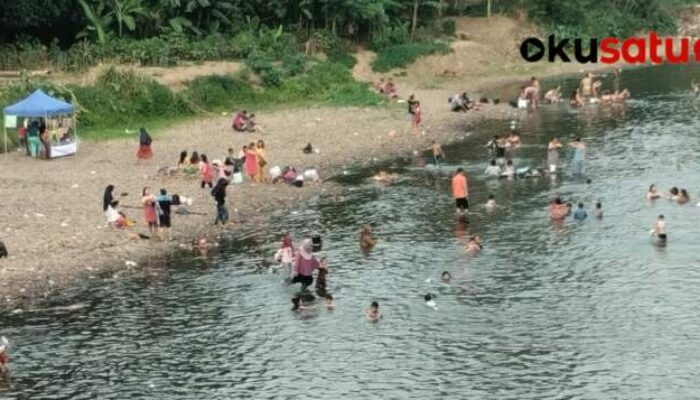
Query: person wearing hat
292 239 326 291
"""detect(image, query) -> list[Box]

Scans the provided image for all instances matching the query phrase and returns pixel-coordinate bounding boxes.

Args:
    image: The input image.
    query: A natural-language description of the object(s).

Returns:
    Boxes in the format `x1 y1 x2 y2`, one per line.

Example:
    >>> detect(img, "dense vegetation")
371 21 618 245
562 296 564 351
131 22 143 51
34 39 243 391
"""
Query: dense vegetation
0 0 693 73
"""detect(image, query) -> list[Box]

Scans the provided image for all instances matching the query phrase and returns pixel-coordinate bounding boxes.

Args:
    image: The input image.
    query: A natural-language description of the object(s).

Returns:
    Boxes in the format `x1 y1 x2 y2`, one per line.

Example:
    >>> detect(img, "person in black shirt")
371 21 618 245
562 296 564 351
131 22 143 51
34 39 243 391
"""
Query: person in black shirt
157 188 172 241
211 178 229 226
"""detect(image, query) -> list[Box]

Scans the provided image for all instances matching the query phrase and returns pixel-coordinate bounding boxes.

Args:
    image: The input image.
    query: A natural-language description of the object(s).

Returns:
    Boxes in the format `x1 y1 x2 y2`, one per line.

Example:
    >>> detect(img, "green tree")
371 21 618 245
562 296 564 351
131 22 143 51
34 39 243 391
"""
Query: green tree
76 0 113 44
111 0 148 37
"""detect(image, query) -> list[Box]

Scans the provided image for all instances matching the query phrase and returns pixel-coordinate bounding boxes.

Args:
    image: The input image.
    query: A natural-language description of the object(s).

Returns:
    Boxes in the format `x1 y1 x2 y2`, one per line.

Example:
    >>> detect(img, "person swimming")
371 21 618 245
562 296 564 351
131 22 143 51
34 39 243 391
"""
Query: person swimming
485 194 496 210
668 186 680 201
652 214 667 243
465 235 483 253
373 170 398 184
441 271 451 283
366 301 382 322
593 202 603 219
424 294 437 309
678 188 690 205
573 202 587 220
647 184 662 200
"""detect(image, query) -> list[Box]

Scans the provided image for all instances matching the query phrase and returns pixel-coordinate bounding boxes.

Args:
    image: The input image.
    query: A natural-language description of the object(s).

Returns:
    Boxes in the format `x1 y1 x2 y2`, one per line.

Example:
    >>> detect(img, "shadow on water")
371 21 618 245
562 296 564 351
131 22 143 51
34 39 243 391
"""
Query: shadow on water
3 64 700 399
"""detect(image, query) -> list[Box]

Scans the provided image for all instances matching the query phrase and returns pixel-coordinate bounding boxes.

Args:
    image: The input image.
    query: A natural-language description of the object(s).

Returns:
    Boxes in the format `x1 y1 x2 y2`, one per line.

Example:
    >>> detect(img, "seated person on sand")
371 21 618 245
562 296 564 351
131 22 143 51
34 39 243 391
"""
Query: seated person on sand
105 201 131 228
373 170 398 184
360 224 377 251
544 86 562 104
449 92 474 112
383 78 399 99
244 113 264 133
232 110 248 132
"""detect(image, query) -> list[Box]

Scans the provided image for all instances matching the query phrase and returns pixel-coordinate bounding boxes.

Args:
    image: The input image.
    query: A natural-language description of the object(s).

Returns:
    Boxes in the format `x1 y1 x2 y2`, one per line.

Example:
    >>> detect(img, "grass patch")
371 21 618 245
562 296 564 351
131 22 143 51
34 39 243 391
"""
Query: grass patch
372 41 451 72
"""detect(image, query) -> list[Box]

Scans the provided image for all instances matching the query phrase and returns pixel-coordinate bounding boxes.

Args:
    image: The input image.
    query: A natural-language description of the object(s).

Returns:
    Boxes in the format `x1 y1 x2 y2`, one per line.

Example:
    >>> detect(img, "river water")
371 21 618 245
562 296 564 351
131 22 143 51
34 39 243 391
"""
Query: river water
2 64 700 399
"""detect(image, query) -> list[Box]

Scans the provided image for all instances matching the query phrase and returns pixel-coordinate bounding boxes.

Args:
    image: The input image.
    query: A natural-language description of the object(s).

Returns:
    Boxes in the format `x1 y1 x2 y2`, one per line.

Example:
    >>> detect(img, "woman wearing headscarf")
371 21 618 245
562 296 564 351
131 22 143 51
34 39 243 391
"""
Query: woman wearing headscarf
103 185 115 213
292 239 326 291
274 233 295 277
136 127 153 161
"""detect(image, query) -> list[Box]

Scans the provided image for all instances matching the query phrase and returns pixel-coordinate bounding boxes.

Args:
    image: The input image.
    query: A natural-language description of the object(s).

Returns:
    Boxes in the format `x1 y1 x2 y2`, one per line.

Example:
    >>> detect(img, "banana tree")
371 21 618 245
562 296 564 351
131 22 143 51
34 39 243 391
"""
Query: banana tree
76 0 114 44
111 0 148 37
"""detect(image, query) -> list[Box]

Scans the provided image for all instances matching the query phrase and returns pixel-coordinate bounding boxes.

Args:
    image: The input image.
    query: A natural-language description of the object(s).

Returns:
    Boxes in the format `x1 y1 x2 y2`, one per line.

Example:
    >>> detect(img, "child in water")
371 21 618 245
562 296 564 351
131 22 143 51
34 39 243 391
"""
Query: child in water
485 194 496 210
366 301 382 321
441 271 451 283
424 294 437 309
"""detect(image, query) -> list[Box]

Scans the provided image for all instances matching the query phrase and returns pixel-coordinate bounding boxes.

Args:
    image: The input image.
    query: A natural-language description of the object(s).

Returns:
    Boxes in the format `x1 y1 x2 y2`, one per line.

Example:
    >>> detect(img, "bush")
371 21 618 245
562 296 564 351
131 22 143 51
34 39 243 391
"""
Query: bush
372 41 451 72
370 23 411 50
441 19 456 36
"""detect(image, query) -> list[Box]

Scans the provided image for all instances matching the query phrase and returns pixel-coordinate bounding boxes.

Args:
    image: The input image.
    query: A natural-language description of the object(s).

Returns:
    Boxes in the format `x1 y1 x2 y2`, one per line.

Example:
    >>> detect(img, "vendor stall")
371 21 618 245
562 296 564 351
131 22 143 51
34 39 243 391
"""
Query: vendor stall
3 90 77 159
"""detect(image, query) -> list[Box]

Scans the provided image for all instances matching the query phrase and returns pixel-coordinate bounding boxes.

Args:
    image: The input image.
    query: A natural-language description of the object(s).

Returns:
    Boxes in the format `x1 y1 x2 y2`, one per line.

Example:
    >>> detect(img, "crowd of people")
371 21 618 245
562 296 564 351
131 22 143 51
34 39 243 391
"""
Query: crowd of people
14 118 75 160
513 70 631 110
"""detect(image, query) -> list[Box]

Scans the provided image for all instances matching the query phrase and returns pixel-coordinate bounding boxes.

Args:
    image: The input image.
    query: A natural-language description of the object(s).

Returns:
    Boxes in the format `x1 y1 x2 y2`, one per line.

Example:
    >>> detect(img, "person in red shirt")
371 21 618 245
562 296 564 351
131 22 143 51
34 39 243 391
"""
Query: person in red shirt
451 168 469 215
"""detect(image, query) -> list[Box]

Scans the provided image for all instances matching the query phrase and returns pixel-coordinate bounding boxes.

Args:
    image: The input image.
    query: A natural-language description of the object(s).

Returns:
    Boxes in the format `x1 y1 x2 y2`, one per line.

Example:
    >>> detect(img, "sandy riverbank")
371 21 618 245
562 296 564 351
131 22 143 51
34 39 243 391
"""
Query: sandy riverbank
0 89 517 308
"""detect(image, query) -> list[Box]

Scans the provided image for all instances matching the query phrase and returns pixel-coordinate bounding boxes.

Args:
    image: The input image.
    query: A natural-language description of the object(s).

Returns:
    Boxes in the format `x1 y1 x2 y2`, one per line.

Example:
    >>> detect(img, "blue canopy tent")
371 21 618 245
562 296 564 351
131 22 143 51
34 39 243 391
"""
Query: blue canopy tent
3 90 78 158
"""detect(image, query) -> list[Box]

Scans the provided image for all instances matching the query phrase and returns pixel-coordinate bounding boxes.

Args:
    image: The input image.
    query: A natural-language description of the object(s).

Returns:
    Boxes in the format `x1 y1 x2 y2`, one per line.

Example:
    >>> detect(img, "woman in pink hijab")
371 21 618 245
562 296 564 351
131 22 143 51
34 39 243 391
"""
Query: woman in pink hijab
274 233 295 276
292 239 325 291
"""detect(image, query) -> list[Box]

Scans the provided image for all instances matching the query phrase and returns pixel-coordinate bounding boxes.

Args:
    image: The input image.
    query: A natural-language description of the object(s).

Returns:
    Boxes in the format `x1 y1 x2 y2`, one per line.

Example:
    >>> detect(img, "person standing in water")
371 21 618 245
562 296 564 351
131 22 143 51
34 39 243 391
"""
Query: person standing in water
211 177 229 226
547 137 563 173
451 168 469 215
292 239 326 291
157 188 173 241
569 137 586 176
274 233 295 276
426 140 445 166
653 214 667 243
573 202 587 220
359 224 377 252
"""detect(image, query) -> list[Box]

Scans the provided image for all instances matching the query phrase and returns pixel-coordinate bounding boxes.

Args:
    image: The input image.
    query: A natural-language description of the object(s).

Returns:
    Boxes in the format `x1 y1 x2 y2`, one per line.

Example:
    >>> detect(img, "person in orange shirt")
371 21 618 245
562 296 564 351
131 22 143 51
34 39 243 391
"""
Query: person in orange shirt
451 168 469 214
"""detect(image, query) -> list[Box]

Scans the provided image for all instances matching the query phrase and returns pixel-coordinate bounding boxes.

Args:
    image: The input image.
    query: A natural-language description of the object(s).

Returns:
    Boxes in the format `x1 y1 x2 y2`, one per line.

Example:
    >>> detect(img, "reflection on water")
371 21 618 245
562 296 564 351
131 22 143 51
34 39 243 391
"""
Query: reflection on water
3 64 700 399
